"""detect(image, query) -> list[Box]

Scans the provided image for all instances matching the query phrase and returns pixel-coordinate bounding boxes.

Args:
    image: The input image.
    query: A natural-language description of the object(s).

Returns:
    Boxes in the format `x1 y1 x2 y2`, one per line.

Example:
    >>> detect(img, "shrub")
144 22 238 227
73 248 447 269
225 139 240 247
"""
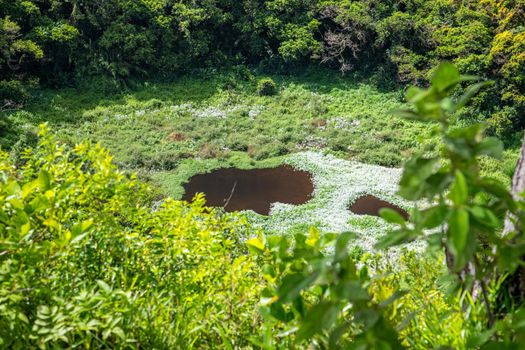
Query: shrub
0 125 262 348
0 80 30 107
487 106 516 139
256 77 277 96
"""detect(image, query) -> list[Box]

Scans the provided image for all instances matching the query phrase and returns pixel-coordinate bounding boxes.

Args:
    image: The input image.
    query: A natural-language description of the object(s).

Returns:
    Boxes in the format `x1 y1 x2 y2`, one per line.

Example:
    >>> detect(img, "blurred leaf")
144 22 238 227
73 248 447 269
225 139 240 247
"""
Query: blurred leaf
246 237 265 254
449 170 468 205
334 280 369 302
399 156 440 200
448 208 476 269
37 170 51 191
379 290 408 308
420 205 448 229
431 62 460 93
375 229 416 250
96 280 112 294
297 302 338 341
454 81 490 111
334 231 356 262
380 208 406 225
476 137 503 159
278 272 319 303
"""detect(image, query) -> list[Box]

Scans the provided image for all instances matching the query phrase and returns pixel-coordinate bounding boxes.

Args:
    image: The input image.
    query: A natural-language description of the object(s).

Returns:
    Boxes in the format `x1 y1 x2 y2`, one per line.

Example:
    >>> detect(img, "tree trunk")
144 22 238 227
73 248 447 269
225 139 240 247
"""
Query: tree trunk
501 131 525 306
504 132 525 234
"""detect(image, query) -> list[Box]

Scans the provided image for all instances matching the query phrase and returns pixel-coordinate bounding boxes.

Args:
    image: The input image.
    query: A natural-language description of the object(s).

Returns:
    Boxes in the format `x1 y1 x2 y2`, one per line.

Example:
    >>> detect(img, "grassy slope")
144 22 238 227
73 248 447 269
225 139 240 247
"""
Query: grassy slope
4 68 517 198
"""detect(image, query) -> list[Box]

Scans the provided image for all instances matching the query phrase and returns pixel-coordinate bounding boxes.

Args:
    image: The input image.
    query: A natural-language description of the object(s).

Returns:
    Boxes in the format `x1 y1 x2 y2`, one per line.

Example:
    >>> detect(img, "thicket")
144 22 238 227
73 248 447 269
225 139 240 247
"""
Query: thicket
1 0 524 136
0 125 263 348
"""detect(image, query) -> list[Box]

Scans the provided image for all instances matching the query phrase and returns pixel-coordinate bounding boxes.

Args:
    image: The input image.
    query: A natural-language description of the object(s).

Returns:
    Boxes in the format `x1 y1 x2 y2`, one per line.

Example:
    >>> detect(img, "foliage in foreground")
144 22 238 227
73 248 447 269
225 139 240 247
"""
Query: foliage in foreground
0 125 262 348
251 63 525 348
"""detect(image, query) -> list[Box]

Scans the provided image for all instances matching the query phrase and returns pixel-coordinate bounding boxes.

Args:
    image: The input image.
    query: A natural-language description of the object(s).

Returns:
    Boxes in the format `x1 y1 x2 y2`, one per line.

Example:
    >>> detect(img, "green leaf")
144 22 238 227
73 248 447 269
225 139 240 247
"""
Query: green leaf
476 137 503 159
379 208 406 225
479 179 515 209
246 237 265 254
375 229 416 250
96 280 112 294
297 302 338 341
393 108 425 121
268 302 291 322
334 280 369 302
21 180 39 199
355 309 381 330
71 219 93 237
454 81 490 111
399 156 440 200
334 231 356 262
449 170 468 205
37 170 51 191
447 208 475 269
469 205 500 229
379 290 408 308
306 227 320 247
278 272 319 303
405 86 427 102
420 205 448 229
431 62 460 93
17 312 29 324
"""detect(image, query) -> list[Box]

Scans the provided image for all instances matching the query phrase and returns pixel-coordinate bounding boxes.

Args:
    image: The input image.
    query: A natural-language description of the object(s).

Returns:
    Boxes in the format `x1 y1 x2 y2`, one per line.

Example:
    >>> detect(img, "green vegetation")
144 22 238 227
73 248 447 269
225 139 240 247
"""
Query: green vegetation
2 62 525 349
249 63 525 348
1 0 525 348
1 0 524 138
256 78 278 96
3 69 435 189
1 126 262 348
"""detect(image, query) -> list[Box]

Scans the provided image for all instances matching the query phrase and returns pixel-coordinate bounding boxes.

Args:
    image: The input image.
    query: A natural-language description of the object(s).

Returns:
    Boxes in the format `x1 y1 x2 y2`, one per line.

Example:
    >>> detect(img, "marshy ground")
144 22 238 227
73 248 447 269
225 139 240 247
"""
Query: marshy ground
3 68 517 248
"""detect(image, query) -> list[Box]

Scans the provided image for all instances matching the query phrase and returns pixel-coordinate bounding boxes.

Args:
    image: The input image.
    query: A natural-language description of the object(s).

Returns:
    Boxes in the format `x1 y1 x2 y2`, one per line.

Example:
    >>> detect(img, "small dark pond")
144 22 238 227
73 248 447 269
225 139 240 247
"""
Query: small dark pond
349 195 408 219
182 165 314 215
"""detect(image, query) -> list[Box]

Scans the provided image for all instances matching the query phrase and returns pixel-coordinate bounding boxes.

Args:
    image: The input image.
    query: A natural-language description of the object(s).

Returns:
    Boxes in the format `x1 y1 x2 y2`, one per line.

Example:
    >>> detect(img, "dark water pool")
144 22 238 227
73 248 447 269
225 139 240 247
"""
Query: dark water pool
182 165 314 215
349 195 408 219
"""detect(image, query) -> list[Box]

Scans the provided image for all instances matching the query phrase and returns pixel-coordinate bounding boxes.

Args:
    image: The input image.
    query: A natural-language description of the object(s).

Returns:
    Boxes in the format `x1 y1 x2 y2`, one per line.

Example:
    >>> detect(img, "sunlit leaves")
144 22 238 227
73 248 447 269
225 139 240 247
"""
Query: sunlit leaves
379 61 525 346
246 237 265 253
379 208 406 226
386 62 520 275
0 126 262 348
252 229 404 348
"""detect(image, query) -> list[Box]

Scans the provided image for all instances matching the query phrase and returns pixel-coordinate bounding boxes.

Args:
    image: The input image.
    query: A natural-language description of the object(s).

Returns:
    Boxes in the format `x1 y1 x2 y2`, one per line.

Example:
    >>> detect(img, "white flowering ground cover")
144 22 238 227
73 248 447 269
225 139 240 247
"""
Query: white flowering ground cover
261 152 413 250
175 151 421 252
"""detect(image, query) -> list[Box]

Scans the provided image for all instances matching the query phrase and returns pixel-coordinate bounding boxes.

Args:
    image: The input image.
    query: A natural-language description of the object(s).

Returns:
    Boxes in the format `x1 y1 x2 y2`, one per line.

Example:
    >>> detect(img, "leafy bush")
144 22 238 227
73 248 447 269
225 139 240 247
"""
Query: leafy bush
248 230 404 348
0 125 262 348
0 80 30 107
256 78 278 96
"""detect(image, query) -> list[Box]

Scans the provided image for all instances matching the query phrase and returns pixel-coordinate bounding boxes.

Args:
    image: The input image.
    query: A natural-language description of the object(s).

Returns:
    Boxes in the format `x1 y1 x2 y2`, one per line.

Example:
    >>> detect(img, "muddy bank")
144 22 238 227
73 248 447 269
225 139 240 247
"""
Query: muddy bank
349 194 408 219
182 165 314 215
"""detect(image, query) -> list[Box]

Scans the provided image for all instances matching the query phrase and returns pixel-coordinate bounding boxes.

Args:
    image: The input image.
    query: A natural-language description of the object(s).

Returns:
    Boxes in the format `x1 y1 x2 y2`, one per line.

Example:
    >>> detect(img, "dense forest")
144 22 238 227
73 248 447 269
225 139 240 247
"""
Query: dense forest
1 0 524 137
1 0 525 349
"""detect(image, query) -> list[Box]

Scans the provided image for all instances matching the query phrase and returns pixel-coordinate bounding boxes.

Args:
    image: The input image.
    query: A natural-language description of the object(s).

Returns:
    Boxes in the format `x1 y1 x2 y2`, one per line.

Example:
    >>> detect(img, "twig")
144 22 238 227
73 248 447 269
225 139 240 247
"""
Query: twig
475 255 495 327
223 181 237 210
